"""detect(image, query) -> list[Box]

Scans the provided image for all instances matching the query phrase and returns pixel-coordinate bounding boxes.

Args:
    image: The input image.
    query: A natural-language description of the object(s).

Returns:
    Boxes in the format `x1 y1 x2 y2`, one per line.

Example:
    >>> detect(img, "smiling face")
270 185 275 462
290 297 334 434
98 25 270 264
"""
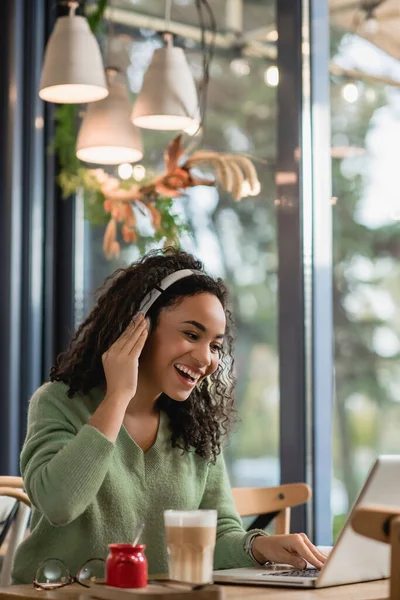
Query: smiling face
138 293 226 401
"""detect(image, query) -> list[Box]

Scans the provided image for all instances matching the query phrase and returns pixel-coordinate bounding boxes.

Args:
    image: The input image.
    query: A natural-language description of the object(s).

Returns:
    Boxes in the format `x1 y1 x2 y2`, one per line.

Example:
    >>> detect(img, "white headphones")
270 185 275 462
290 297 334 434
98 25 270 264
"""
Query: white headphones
137 269 204 316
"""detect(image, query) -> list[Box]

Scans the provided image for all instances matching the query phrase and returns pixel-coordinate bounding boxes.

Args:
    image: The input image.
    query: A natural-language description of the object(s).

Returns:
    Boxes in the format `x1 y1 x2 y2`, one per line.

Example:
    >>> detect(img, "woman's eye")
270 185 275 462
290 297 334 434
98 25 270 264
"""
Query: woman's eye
211 345 222 354
184 331 198 340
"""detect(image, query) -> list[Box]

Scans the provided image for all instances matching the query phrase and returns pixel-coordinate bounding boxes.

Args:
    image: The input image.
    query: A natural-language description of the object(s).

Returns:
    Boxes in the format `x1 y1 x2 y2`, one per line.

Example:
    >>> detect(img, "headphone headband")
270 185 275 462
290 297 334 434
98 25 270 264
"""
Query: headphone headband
138 269 204 316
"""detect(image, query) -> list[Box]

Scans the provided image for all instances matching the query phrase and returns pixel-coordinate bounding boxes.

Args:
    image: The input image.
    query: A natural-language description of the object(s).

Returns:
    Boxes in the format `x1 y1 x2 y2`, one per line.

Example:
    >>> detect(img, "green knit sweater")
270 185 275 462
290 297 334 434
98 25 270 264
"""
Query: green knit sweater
12 382 256 584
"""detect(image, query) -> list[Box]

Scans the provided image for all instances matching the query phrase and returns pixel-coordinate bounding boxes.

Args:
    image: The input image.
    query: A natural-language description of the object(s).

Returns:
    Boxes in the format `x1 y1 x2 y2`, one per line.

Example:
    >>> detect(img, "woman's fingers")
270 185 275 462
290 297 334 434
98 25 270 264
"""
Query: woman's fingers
253 533 326 570
128 322 149 356
111 314 146 353
124 318 148 355
119 314 145 350
281 552 307 569
290 535 324 568
299 534 328 563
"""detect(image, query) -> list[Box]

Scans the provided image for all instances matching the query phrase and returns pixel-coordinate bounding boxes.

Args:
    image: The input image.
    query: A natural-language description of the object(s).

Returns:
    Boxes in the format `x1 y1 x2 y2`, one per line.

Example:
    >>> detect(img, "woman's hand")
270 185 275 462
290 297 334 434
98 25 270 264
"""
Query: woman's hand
252 533 327 569
89 314 149 443
102 313 149 402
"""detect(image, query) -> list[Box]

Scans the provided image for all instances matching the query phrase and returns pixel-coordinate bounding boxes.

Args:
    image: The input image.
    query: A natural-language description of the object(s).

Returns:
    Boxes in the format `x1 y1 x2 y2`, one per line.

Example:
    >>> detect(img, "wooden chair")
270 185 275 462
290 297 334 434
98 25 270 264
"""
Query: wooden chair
352 505 400 600
232 483 312 534
0 477 31 586
0 477 30 508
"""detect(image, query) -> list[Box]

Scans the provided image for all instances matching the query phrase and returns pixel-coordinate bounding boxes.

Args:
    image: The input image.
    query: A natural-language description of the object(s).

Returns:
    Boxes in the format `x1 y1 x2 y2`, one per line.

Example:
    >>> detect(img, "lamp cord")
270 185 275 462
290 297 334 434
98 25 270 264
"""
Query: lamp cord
192 0 216 142
165 0 172 32
352 0 383 32
68 1 79 16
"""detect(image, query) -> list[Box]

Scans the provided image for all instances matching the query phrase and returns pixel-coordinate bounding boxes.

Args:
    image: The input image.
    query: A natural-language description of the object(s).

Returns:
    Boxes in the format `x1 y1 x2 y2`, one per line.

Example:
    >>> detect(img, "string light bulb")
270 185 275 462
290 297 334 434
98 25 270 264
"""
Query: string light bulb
264 66 279 87
118 163 133 180
342 83 359 103
359 4 380 37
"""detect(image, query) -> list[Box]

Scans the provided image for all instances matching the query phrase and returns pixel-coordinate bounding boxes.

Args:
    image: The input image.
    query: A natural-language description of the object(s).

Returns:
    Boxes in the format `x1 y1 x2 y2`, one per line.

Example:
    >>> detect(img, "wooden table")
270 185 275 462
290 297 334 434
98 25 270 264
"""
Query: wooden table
0 580 389 600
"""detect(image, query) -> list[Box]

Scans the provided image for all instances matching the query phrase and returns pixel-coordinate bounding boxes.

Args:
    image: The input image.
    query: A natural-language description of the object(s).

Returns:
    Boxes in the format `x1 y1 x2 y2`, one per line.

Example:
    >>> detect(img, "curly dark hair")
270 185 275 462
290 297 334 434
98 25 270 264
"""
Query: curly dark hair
50 248 237 462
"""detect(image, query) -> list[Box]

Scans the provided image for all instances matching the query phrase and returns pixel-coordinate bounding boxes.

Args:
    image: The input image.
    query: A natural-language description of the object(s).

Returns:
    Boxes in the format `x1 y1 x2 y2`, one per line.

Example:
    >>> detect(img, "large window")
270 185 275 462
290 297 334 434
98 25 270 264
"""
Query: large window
330 16 400 537
77 0 279 488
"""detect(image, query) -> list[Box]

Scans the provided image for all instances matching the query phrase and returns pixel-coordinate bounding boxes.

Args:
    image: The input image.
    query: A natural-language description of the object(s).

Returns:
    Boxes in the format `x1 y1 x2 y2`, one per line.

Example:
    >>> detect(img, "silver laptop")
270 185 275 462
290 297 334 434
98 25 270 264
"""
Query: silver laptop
214 455 400 588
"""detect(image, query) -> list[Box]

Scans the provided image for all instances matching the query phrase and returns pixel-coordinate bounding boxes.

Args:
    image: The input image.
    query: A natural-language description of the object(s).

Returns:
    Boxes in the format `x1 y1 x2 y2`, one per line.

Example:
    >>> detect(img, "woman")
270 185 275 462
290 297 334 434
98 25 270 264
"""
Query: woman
12 248 325 584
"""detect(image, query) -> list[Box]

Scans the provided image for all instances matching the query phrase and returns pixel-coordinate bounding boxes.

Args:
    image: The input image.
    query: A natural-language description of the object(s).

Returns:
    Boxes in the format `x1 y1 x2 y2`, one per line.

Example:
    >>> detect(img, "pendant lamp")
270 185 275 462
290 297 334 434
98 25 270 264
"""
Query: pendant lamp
39 2 108 104
132 37 200 131
76 70 143 165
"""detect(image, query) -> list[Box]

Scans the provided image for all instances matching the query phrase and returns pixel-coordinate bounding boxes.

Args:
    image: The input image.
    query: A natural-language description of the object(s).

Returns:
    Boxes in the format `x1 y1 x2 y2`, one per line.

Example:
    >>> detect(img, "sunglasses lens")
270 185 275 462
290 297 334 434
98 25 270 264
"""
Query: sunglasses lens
77 558 106 586
35 558 69 589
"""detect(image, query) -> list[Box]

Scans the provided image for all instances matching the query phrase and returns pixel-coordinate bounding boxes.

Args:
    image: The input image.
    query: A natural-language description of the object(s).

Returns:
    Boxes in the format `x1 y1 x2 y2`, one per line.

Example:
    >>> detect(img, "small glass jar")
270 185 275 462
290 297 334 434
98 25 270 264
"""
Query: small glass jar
106 543 148 589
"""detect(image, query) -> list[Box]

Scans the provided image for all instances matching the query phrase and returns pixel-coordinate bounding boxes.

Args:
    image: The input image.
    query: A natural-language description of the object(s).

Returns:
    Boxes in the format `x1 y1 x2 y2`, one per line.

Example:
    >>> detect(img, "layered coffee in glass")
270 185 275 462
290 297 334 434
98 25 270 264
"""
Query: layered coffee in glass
164 509 217 585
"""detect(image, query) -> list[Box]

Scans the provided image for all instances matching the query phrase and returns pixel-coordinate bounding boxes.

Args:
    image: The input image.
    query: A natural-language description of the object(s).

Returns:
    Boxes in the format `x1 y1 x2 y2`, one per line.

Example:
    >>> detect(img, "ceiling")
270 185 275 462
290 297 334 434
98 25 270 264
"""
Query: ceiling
330 0 400 60
112 0 275 34
106 0 400 74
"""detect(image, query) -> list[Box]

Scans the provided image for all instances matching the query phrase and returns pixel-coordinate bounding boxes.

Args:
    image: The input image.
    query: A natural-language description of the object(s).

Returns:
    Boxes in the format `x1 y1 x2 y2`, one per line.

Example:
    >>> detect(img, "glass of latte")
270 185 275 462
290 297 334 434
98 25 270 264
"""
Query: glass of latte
164 510 217 585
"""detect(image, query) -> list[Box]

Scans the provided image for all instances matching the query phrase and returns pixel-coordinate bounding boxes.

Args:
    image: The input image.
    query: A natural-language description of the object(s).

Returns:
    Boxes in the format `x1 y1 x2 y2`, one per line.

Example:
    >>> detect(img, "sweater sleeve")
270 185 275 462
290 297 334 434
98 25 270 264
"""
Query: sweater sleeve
199 451 256 570
21 385 115 526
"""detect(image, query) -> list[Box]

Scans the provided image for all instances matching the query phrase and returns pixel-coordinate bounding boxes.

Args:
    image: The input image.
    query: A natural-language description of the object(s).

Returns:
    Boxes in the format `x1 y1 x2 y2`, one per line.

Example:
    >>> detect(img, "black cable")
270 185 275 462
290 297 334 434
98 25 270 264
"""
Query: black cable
193 0 216 140
200 0 216 131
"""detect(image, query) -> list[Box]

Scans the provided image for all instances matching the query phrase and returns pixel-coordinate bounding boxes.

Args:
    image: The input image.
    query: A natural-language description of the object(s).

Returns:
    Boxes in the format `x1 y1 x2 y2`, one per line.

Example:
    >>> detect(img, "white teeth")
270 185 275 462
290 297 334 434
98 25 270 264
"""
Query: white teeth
175 364 201 381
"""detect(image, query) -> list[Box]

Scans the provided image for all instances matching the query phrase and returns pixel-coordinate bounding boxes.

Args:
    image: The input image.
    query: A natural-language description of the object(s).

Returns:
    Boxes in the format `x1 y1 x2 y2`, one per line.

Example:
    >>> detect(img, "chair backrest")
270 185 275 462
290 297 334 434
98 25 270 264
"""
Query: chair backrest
232 483 312 535
0 477 31 586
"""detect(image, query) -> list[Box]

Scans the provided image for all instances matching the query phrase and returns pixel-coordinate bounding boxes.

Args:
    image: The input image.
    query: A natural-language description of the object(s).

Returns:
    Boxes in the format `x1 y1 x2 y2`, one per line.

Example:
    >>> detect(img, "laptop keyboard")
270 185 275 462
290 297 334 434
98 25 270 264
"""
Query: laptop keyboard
268 568 320 578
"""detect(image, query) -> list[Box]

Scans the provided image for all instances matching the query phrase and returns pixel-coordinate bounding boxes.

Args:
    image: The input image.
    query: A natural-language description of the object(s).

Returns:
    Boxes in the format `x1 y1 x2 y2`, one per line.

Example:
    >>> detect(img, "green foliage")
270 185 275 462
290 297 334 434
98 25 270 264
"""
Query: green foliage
135 197 190 255
52 105 79 176
87 0 108 33
333 514 346 541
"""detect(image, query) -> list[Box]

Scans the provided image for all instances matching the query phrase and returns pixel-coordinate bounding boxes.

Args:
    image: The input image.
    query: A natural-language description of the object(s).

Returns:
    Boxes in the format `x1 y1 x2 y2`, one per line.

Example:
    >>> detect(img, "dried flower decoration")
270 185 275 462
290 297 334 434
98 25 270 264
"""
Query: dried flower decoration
91 135 260 259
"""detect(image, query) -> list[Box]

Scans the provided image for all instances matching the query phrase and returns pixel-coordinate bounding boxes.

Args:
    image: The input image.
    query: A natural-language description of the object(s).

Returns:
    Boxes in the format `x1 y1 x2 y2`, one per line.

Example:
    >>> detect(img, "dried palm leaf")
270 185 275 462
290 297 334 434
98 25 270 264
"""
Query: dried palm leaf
101 185 140 203
154 183 182 198
122 225 137 244
185 152 233 192
184 150 260 199
103 218 117 260
147 203 162 231
225 154 259 194
227 160 245 201
109 202 124 222
111 241 120 259
165 135 184 174
124 204 136 228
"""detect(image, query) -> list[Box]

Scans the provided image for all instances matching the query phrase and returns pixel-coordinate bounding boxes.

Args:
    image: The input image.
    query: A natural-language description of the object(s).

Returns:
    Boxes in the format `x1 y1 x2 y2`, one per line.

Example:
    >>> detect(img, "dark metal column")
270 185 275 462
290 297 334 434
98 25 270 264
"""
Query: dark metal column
0 0 25 475
19 0 47 445
43 2 77 377
277 0 308 533
277 0 332 539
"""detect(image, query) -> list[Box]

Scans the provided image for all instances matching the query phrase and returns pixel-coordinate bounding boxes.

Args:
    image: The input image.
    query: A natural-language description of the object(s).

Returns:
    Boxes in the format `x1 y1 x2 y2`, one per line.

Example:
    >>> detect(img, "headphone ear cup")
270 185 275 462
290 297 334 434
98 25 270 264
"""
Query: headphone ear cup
145 317 152 334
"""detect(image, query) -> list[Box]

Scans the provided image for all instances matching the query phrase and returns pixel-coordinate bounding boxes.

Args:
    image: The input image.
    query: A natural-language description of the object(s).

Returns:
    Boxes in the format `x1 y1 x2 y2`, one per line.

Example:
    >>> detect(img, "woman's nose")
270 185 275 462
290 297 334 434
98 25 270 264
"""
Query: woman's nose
191 343 211 367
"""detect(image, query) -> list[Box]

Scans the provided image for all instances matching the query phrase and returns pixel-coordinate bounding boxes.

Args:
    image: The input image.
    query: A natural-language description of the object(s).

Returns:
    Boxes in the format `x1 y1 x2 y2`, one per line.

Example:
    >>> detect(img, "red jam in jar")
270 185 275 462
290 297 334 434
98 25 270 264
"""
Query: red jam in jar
106 543 148 588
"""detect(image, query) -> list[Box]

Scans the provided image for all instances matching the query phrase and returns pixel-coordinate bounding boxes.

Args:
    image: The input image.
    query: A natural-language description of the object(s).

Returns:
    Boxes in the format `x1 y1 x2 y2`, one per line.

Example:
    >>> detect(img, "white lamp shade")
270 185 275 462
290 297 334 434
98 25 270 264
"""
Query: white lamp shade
39 15 108 104
76 72 143 165
132 46 200 131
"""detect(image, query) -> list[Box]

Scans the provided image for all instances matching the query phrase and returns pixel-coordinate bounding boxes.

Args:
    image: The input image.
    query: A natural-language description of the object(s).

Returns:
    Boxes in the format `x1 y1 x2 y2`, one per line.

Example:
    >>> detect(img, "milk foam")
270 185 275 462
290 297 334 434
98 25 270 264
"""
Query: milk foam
164 510 217 528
